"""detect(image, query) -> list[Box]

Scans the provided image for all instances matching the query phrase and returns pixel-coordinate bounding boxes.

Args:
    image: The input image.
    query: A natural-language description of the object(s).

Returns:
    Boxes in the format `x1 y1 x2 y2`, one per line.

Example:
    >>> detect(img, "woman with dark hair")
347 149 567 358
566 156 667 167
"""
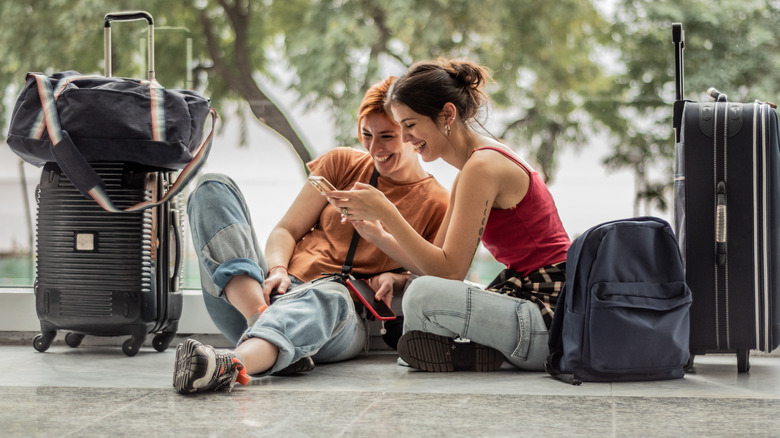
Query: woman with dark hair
329 59 570 372
173 76 449 393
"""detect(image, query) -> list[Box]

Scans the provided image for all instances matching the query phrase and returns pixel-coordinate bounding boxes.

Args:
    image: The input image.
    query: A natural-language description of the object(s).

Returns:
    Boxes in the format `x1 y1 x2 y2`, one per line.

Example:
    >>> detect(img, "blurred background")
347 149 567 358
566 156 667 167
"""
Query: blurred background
2 0 778 287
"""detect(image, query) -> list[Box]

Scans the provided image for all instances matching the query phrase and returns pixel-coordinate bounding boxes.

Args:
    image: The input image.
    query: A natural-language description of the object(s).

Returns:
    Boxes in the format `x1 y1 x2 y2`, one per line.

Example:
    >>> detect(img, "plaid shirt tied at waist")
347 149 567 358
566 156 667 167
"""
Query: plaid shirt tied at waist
486 262 566 329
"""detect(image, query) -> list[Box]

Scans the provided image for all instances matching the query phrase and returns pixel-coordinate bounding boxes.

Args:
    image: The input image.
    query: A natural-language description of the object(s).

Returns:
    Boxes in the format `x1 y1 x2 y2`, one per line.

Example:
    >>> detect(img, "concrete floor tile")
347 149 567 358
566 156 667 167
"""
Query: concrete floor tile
0 342 778 437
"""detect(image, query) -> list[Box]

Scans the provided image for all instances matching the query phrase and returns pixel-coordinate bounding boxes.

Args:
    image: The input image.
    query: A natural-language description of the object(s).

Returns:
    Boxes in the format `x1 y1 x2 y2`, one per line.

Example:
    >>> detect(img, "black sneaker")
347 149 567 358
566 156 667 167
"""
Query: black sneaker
397 331 504 372
271 356 315 376
173 339 250 394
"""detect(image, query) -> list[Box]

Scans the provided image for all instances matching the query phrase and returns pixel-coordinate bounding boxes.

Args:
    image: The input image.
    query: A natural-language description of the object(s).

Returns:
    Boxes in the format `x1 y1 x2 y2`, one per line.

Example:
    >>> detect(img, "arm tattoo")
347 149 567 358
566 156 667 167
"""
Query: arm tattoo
476 200 489 249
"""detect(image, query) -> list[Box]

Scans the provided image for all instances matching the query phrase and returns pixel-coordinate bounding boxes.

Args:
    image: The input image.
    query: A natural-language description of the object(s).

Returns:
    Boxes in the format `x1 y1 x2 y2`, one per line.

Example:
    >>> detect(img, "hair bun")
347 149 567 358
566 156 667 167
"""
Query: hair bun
442 59 487 91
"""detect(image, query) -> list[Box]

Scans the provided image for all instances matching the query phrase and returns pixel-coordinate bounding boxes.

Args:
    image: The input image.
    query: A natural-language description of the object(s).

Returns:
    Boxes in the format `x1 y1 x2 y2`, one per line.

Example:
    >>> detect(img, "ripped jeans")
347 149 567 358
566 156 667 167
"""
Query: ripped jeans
402 276 549 370
187 173 366 376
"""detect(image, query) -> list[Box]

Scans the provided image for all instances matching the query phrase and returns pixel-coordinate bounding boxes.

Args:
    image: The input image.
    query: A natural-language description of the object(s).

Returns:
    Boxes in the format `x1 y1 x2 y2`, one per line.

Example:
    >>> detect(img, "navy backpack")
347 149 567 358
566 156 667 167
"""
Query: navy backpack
546 217 692 384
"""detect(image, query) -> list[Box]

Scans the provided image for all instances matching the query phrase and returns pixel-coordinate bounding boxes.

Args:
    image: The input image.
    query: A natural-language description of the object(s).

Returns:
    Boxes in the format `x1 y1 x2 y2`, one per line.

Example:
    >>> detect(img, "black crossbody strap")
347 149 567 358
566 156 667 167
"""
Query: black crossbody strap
341 168 379 274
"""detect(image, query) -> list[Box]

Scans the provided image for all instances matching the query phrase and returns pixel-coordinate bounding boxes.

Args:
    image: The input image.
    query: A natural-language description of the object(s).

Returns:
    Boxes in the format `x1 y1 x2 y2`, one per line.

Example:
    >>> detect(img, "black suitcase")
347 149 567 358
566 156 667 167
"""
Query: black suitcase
32 162 183 356
31 12 186 356
672 23 780 372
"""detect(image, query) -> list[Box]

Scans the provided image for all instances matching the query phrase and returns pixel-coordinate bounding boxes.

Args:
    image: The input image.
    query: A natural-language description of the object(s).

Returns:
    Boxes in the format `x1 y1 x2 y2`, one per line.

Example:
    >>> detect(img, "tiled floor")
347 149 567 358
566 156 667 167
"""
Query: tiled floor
1 335 778 437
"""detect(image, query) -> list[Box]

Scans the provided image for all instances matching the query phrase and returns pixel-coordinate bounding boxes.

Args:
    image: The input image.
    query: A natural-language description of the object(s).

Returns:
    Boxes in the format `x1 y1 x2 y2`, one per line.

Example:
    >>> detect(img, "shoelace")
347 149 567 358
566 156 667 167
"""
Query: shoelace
212 351 249 390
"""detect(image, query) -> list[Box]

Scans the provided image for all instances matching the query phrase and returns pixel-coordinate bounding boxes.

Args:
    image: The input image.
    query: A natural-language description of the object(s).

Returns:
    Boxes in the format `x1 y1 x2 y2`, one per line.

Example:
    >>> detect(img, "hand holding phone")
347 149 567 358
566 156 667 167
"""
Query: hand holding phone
309 175 352 222
346 276 396 321
308 175 336 193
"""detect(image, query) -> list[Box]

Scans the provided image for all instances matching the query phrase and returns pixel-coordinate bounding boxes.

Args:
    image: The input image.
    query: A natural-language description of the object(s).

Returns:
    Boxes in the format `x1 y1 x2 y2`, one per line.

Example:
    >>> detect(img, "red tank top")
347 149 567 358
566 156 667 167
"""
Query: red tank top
477 146 570 276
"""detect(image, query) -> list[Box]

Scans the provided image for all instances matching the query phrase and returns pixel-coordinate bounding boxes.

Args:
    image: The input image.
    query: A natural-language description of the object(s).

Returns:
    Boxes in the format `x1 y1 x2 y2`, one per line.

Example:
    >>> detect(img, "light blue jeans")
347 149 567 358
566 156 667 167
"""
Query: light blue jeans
187 173 366 376
402 276 550 370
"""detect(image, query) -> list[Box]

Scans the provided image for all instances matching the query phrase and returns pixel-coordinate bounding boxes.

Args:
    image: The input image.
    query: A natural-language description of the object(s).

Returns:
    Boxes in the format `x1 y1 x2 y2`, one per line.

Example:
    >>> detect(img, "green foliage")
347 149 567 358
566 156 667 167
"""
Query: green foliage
275 0 612 180
0 0 313 166
1 0 613 183
603 0 780 214
8 0 777 213
0 1 211 125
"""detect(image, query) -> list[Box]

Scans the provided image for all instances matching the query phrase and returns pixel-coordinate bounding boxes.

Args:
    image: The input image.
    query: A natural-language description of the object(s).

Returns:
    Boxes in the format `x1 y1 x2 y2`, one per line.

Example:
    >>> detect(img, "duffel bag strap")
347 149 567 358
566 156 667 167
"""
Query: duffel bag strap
30 72 217 213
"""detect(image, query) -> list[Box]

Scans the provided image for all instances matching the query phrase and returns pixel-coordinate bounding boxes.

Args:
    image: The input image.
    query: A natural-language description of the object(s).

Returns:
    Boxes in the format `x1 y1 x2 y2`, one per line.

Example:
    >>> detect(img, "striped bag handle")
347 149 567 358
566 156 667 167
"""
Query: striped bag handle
29 72 217 213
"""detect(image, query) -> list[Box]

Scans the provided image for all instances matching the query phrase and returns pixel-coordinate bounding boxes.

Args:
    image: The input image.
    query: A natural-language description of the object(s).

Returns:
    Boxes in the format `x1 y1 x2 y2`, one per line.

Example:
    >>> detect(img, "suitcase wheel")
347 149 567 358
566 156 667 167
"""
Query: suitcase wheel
65 332 85 348
152 332 176 352
737 350 751 373
684 354 695 373
33 332 55 353
122 337 145 357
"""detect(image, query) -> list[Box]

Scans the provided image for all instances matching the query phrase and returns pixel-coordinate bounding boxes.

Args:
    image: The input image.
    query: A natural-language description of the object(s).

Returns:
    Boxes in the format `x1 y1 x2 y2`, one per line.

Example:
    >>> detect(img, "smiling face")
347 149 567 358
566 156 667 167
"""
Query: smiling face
360 112 421 182
389 102 446 163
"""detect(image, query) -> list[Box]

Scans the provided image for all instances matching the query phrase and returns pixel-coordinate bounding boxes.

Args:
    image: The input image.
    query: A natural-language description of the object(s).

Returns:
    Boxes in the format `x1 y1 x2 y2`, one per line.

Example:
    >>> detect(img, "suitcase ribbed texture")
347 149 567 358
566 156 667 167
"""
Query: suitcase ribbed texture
36 163 153 321
32 162 183 356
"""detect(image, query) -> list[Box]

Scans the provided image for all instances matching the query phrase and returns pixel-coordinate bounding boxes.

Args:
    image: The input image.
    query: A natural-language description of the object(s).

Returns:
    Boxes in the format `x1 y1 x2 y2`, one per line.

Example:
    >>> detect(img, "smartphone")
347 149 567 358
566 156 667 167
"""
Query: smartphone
307 175 337 192
345 276 396 321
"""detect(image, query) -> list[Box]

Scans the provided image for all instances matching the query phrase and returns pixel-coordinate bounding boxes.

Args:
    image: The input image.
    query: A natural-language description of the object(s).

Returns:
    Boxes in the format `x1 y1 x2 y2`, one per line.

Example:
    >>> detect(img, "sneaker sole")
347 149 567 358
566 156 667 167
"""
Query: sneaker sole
272 357 315 376
173 339 215 394
397 331 504 372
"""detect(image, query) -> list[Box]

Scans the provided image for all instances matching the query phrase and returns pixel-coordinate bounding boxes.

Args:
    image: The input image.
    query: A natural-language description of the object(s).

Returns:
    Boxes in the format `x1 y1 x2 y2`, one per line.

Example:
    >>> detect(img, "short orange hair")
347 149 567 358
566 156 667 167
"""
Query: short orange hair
357 76 397 141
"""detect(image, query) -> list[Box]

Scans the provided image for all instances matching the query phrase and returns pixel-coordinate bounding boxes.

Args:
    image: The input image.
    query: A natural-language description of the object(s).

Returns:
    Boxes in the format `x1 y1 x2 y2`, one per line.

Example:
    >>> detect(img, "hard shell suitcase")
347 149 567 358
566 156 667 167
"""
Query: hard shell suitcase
31 12 186 356
33 162 183 356
672 23 780 372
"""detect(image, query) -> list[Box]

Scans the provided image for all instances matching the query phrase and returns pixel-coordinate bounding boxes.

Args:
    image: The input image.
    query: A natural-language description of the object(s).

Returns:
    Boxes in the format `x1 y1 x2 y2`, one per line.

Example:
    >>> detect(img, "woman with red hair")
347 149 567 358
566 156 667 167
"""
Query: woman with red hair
173 77 449 394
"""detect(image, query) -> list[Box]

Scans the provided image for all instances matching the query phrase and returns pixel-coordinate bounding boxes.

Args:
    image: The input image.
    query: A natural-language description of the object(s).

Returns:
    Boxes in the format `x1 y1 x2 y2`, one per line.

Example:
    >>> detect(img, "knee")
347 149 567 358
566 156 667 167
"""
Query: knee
187 174 249 236
198 173 231 186
187 173 227 216
402 276 446 316
187 173 234 210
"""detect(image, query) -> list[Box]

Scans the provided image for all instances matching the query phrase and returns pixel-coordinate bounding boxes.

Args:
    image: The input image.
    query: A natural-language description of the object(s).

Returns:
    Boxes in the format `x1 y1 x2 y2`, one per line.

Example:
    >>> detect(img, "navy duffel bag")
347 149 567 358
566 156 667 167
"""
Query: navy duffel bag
6 71 216 212
8 70 211 170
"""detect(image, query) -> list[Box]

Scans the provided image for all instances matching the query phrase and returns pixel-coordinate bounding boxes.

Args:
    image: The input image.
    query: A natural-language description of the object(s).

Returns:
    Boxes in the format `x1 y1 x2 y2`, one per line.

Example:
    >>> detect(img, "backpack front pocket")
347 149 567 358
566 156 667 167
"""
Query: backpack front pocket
588 281 691 374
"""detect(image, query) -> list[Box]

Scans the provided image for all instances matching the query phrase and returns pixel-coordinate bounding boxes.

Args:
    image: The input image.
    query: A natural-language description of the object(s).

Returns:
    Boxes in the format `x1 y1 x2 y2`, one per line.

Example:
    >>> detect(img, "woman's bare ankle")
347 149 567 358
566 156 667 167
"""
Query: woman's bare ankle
236 337 279 374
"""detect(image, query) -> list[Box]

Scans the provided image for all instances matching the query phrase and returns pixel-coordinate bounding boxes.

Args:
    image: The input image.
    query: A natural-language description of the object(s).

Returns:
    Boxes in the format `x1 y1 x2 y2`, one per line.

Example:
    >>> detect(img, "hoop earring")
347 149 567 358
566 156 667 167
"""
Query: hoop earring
444 124 451 137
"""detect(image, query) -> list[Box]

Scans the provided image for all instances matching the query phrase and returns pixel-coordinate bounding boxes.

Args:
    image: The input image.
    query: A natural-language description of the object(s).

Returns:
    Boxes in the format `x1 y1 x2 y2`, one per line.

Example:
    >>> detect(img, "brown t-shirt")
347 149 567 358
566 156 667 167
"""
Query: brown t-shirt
287 147 449 282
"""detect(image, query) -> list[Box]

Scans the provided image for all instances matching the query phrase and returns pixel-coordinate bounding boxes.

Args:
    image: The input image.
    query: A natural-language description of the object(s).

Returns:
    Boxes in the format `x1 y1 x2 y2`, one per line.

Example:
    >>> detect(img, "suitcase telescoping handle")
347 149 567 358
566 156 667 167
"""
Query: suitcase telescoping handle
104 11 154 81
672 23 685 143
673 23 684 102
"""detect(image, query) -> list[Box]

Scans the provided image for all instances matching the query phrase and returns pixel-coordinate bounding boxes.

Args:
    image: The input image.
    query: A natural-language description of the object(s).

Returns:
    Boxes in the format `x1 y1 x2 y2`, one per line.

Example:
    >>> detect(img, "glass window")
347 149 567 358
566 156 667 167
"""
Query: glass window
1 149 506 290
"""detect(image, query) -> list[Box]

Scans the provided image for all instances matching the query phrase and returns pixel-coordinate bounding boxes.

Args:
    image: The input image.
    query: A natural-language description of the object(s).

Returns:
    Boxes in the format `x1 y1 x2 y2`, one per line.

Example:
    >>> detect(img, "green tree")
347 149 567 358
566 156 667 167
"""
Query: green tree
1 0 612 183
600 0 780 215
0 0 315 170
275 0 613 182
